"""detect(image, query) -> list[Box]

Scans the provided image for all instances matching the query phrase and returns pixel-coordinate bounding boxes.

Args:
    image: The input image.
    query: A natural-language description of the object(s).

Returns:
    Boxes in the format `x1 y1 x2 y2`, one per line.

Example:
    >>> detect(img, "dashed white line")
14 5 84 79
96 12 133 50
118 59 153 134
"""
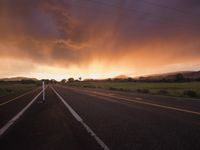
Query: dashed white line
52 87 110 150
0 89 45 137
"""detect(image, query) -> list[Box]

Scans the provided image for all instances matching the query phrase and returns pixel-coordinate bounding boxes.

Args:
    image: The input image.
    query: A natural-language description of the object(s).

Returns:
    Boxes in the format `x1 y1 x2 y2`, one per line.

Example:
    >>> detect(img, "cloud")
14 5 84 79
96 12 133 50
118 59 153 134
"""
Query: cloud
0 58 36 77
0 0 200 78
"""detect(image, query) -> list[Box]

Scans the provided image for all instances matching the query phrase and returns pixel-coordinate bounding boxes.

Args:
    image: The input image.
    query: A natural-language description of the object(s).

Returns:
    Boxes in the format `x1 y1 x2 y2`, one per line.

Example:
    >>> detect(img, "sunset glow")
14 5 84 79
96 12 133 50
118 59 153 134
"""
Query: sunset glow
0 0 200 80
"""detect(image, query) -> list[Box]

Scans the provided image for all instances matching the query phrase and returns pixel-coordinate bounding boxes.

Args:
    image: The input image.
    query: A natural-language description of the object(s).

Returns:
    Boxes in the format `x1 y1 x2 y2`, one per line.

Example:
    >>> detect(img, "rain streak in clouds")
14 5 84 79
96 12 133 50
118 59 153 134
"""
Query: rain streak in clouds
0 0 200 79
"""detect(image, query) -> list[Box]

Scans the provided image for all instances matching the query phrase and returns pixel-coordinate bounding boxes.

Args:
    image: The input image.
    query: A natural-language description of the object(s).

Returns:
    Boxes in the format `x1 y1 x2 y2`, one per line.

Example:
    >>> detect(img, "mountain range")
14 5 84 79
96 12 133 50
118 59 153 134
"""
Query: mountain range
115 70 200 80
0 77 38 81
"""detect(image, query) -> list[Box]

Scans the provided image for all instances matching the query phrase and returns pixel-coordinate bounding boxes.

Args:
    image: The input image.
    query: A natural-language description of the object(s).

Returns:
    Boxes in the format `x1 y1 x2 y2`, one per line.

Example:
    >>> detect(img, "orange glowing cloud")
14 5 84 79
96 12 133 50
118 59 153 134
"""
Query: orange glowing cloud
0 0 200 80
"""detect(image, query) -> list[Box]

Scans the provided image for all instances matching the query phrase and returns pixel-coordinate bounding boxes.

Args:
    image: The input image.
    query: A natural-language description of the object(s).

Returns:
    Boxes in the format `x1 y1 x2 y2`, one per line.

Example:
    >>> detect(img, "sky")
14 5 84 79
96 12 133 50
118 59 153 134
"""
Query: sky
0 0 200 80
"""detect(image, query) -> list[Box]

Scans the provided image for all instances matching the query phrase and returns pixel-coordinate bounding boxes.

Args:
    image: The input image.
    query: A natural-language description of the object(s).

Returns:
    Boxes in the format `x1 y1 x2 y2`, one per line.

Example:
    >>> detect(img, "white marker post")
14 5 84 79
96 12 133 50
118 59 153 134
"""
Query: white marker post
42 81 45 102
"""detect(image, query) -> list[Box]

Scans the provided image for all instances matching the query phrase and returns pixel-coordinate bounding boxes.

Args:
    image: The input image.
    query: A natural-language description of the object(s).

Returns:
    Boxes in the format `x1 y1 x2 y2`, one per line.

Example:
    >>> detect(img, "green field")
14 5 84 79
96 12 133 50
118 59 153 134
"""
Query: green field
66 81 200 99
0 83 38 97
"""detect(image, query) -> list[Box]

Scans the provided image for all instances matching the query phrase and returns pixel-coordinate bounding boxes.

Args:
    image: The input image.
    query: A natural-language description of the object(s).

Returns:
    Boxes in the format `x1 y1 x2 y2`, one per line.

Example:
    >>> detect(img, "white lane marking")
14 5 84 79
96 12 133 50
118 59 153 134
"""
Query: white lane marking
0 88 45 137
52 87 110 150
63 86 200 116
0 87 41 106
42 81 45 101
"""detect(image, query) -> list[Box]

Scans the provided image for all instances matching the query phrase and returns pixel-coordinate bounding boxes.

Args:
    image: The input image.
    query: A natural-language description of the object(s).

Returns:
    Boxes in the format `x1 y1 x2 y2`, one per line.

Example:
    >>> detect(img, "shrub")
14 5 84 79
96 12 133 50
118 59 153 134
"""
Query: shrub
183 90 197 98
109 87 118 91
0 88 4 93
136 89 149 94
157 90 169 95
83 85 96 88
109 87 129 92
119 88 127 91
6 88 12 93
174 73 185 82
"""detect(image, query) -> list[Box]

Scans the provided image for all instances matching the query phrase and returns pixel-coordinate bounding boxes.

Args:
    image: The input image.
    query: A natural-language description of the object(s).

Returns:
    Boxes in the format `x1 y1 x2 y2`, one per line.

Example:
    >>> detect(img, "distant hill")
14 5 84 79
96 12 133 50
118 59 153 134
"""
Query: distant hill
138 71 200 81
0 77 38 81
114 75 128 79
113 71 200 81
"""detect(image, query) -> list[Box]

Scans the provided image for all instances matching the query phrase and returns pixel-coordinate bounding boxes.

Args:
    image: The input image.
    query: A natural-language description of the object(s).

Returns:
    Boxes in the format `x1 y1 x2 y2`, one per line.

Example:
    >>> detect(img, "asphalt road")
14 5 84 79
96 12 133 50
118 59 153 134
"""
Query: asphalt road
0 87 42 127
0 85 200 150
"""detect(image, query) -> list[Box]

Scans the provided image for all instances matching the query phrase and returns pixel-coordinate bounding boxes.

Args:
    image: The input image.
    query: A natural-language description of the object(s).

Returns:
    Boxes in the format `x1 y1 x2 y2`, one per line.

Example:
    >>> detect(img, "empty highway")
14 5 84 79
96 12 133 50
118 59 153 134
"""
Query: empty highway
0 85 200 150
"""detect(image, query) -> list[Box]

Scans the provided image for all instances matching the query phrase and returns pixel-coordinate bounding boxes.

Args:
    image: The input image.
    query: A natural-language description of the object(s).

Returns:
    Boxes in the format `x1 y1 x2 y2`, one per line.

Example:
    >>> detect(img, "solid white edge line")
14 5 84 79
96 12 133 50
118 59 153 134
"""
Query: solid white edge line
51 87 110 150
0 88 45 137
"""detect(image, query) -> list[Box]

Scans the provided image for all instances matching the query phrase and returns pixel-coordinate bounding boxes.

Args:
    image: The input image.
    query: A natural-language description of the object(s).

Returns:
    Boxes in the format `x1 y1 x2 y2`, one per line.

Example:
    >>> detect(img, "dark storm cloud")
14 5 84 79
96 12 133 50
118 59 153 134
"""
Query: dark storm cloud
0 0 200 69
0 0 89 65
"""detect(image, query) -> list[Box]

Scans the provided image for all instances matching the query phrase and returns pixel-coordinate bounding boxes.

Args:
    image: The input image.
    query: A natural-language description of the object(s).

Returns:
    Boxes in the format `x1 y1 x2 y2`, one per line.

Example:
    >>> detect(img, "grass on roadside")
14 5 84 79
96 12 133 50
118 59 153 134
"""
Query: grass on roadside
66 81 200 99
0 83 38 97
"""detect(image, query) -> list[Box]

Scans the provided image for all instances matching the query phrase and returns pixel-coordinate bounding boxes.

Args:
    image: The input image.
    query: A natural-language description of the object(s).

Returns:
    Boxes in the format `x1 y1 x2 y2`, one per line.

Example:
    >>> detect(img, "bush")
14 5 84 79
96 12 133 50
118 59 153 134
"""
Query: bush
109 87 118 91
136 89 149 94
6 88 12 93
0 88 4 93
83 85 96 88
109 87 129 92
157 90 169 95
174 73 185 82
21 80 37 84
119 88 127 91
183 90 197 98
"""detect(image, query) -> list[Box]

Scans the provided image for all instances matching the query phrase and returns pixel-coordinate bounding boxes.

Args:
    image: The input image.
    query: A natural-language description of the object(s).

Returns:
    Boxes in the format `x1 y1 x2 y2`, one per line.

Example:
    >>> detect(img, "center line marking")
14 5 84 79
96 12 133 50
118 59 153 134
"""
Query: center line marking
52 87 110 150
61 86 200 116
95 93 200 116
